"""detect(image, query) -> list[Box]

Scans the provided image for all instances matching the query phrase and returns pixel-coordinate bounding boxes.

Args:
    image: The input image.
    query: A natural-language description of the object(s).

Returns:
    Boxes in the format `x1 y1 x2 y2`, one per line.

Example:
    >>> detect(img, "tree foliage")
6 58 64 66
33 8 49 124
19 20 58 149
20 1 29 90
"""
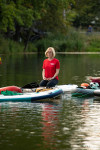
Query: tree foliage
0 0 34 32
73 0 100 27
0 0 99 44
0 0 76 37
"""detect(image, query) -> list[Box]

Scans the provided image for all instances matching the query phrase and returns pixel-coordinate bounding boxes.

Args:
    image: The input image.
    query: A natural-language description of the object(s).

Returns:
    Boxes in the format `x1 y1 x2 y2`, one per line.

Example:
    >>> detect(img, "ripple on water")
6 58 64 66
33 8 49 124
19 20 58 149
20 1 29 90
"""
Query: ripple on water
0 98 100 150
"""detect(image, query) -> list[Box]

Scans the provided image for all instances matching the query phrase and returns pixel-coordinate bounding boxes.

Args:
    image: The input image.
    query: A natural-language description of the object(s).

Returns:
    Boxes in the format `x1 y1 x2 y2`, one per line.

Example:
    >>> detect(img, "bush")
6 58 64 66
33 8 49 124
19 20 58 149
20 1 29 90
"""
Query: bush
0 36 9 54
0 28 100 54
85 34 100 52
0 35 24 54
34 28 85 52
8 40 24 53
27 42 37 52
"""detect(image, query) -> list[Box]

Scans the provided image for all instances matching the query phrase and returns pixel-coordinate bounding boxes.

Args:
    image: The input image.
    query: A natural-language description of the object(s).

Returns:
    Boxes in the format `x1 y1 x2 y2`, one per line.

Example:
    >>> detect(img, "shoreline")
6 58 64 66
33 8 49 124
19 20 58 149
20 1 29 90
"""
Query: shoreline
1 51 100 55
57 52 100 54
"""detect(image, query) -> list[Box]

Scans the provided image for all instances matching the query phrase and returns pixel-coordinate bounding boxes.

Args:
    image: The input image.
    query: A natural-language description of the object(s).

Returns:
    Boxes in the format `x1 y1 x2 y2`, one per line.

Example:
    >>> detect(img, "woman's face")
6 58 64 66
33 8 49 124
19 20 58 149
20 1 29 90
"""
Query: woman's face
47 49 53 58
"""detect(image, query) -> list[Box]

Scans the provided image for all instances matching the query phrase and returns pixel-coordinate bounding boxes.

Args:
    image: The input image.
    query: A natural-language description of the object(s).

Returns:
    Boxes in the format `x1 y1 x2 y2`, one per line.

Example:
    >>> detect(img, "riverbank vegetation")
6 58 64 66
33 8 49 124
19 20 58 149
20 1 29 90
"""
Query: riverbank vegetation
0 29 100 54
33 29 100 52
0 0 100 53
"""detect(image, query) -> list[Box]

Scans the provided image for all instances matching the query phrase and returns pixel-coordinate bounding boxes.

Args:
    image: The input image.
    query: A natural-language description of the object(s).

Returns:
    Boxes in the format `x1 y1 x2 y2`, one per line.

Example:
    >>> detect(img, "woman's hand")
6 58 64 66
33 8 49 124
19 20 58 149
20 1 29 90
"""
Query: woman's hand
43 76 51 80
43 76 47 80
43 77 54 81
47 77 54 80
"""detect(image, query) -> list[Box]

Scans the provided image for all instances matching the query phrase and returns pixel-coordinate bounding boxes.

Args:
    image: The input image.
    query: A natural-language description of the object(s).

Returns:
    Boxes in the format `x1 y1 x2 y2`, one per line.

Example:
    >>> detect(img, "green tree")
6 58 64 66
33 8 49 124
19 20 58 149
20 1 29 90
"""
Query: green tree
0 0 77 51
33 0 76 32
73 0 100 28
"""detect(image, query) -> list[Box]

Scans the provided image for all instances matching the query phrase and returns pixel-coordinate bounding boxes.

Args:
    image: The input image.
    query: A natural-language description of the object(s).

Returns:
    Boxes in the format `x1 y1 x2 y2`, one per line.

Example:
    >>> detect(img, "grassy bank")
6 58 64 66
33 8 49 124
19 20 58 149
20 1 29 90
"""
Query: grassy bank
34 29 100 52
85 33 100 52
0 29 100 54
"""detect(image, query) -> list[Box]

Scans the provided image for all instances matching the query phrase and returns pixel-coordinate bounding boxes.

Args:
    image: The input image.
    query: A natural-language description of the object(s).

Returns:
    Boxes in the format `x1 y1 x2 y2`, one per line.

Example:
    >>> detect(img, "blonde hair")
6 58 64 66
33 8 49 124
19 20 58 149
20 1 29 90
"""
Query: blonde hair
45 47 56 57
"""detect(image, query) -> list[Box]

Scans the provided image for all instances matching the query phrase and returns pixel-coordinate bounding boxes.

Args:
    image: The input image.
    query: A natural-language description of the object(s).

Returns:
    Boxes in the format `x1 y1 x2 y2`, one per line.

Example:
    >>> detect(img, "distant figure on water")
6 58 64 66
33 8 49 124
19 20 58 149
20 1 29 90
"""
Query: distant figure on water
39 47 60 88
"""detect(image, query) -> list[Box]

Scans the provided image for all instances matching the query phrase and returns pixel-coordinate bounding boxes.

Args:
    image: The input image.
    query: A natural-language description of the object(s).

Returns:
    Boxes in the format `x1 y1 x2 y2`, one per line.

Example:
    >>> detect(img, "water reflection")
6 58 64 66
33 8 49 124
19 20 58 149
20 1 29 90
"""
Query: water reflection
41 104 59 149
1 53 100 150
0 102 44 150
0 96 100 150
81 99 100 150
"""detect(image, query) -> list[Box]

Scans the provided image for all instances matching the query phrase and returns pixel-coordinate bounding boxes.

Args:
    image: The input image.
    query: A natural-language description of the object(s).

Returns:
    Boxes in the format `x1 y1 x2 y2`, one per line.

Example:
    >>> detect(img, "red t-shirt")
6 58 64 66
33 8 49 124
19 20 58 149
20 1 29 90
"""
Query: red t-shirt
43 58 60 80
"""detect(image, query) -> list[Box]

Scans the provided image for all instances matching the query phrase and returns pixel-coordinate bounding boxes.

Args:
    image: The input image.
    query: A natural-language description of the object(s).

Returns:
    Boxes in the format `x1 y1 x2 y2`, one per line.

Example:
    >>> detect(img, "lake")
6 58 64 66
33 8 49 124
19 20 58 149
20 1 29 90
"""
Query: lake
0 54 100 150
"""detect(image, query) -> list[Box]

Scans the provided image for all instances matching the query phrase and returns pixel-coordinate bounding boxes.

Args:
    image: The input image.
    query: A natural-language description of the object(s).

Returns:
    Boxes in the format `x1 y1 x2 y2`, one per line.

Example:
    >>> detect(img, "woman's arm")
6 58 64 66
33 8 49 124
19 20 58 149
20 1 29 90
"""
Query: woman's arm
51 69 60 80
42 69 60 80
42 69 46 80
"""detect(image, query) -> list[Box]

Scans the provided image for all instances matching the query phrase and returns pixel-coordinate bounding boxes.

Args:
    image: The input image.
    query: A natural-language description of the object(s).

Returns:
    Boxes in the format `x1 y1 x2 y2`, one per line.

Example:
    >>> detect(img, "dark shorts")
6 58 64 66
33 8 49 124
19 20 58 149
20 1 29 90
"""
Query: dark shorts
39 79 58 88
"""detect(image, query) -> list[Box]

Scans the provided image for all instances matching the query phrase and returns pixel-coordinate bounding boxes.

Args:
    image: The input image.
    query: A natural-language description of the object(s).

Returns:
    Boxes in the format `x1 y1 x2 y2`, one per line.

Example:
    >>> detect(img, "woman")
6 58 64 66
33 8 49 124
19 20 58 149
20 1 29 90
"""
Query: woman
39 47 60 88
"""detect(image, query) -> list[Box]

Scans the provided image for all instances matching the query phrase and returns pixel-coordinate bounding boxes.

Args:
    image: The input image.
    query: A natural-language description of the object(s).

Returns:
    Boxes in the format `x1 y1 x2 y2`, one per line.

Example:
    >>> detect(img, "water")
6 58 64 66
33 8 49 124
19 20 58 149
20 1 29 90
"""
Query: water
0 54 100 150
1 54 100 86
